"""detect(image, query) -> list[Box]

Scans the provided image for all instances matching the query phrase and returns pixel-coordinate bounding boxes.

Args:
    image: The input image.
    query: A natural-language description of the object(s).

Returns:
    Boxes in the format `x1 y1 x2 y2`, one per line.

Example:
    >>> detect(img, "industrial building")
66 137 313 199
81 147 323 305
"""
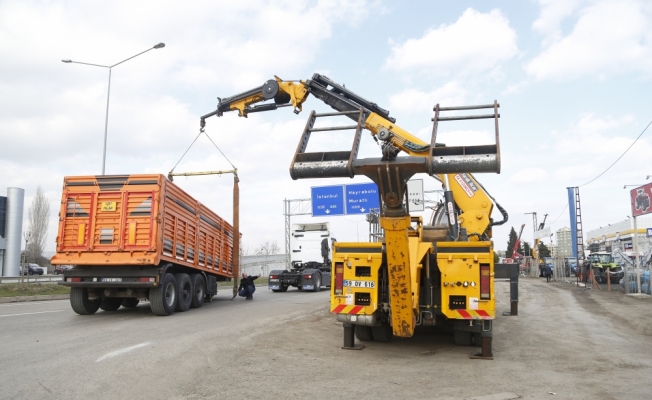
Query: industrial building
586 217 652 255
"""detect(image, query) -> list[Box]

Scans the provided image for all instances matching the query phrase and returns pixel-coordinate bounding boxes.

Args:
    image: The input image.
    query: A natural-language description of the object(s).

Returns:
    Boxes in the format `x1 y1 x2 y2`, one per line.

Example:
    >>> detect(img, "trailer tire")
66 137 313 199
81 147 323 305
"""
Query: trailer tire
121 298 140 308
150 273 177 316
279 284 289 292
454 329 472 346
354 325 374 342
313 273 321 292
189 273 205 309
372 323 393 342
100 296 123 311
175 273 192 312
70 288 100 315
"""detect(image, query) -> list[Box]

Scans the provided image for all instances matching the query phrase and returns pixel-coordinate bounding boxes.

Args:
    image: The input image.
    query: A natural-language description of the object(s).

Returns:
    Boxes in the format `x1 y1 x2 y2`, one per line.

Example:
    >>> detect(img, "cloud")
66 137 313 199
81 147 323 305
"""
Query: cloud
388 82 468 114
385 8 518 75
526 0 652 80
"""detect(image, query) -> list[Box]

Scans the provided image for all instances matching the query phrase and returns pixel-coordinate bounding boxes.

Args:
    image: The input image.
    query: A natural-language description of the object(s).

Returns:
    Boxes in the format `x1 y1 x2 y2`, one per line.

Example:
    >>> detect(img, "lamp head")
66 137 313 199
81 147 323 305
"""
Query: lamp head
154 43 165 49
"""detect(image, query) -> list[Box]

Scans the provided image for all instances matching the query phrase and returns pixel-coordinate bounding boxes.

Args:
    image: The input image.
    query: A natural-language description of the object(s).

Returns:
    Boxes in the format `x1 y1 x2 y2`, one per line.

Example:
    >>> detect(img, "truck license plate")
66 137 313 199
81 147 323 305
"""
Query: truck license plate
343 280 375 288
102 278 122 282
302 285 314 290
269 285 279 290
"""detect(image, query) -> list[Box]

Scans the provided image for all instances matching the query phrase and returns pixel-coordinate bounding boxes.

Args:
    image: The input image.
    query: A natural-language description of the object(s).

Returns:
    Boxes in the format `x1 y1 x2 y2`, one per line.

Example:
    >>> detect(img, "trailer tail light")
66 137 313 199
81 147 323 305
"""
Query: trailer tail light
480 264 490 300
335 262 344 295
69 277 81 282
139 277 155 283
269 275 277 279
303 274 312 279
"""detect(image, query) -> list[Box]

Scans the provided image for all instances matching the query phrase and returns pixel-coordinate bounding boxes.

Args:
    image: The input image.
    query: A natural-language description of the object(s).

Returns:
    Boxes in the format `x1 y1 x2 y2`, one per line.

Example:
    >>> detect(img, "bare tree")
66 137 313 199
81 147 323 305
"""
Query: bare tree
26 186 50 263
255 240 280 256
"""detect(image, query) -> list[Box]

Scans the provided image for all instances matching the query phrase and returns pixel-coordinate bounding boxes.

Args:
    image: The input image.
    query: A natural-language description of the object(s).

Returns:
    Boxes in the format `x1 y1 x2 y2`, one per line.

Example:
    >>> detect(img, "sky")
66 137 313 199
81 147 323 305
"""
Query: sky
1 0 651 255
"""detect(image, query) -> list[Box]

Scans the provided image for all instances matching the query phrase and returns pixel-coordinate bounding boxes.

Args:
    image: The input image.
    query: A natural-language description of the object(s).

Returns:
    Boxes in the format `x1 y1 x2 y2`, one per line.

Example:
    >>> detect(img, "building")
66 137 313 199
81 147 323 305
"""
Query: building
586 217 652 255
556 227 572 257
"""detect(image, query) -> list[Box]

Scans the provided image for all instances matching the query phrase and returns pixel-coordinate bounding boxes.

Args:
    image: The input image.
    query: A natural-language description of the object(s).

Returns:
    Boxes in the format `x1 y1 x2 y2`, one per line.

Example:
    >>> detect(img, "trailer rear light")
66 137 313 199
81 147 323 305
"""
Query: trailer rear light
335 262 344 295
480 264 490 300
69 277 81 282
269 275 277 279
139 277 155 283
303 274 312 279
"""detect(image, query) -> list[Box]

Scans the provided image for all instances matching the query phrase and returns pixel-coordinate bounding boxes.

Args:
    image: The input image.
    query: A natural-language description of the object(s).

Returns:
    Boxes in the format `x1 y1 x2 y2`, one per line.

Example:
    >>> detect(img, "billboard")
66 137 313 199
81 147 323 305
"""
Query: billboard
630 182 652 217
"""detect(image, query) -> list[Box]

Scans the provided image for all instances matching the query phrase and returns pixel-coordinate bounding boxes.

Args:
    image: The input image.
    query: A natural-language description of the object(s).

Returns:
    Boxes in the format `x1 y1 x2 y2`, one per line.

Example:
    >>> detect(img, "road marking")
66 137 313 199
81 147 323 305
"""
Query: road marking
0 300 68 307
0 310 64 317
96 342 152 363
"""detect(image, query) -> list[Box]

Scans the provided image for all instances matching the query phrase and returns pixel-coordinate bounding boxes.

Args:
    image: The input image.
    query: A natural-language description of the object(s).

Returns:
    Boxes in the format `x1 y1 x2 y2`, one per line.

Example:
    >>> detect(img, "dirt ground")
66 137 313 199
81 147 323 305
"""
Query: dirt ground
183 277 652 400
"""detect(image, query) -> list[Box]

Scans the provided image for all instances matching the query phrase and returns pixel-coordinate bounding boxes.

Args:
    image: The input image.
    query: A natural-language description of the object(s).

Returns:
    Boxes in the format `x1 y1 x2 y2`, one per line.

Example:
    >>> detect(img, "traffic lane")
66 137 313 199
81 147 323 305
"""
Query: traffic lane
0 287 330 399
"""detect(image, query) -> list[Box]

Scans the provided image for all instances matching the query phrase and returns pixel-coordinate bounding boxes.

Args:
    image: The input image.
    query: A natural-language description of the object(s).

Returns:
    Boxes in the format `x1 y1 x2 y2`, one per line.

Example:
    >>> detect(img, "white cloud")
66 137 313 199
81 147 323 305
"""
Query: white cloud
385 8 518 75
509 168 549 184
388 82 468 114
527 0 652 80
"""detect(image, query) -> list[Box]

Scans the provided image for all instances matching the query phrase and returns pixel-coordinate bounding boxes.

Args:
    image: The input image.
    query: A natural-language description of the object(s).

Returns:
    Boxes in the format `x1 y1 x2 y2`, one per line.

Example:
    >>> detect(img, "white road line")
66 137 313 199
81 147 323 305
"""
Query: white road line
0 300 68 307
96 342 152 363
0 310 64 317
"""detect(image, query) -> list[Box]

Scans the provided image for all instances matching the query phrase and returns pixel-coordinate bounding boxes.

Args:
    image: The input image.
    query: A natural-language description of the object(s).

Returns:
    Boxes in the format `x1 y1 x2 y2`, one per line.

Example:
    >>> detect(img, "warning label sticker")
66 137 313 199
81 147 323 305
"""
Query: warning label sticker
454 173 478 198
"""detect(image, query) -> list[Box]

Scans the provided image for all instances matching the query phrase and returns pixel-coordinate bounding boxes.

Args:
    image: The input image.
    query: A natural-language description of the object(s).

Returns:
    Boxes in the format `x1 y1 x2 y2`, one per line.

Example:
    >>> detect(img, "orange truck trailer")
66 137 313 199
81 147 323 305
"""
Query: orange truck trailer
51 174 235 316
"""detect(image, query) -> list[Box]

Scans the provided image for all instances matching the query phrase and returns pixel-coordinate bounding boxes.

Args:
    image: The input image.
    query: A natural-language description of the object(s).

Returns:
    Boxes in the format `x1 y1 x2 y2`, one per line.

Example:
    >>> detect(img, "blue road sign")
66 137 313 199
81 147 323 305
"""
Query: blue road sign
345 182 380 214
647 228 652 237
311 185 345 216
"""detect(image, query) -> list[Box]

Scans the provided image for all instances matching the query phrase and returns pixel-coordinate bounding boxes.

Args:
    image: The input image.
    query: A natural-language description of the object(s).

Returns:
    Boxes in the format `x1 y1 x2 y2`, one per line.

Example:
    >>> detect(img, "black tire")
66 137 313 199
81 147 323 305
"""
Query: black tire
454 330 472 346
121 298 140 308
189 273 205 309
297 286 303 291
279 284 289 292
100 297 123 311
150 273 177 316
472 332 482 347
354 325 374 342
175 273 192 312
372 323 393 342
313 273 321 292
70 287 100 315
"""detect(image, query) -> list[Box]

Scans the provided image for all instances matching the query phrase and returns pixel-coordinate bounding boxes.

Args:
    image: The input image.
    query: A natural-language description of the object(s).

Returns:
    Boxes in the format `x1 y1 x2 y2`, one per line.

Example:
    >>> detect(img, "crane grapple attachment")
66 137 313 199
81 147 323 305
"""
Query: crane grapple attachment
289 109 365 180
428 101 501 175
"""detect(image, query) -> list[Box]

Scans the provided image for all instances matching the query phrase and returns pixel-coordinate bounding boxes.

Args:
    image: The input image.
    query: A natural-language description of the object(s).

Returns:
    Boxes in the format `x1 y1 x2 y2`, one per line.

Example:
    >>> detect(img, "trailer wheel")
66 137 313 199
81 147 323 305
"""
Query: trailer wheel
150 273 177 316
279 284 289 292
372 323 393 342
312 273 322 292
70 288 100 315
189 273 205 309
454 329 472 346
100 297 122 311
121 298 140 308
354 325 374 342
175 273 192 312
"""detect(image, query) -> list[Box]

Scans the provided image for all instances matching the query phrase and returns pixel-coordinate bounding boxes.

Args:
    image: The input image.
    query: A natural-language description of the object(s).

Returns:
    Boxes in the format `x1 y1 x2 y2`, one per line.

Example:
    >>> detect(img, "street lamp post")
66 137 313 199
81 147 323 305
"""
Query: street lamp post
62 43 165 175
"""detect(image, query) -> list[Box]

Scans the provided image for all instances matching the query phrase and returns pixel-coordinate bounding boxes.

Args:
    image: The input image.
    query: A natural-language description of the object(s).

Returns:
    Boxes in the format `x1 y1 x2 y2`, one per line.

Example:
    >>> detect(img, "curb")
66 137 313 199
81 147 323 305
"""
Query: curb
0 294 70 304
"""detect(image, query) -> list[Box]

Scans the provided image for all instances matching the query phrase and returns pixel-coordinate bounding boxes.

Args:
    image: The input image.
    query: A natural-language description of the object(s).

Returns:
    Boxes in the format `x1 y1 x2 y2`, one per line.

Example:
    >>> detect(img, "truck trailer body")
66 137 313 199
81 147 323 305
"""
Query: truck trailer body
52 174 235 316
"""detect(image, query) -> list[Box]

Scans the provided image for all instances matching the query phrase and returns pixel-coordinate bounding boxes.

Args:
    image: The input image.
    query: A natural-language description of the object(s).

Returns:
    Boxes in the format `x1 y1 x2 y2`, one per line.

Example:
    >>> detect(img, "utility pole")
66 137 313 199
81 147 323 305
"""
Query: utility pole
525 212 537 276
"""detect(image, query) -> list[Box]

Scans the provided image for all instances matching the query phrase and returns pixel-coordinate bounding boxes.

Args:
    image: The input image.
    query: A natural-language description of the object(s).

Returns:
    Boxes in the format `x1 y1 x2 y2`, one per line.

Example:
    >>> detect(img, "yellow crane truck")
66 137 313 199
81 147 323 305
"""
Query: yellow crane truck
202 74 507 358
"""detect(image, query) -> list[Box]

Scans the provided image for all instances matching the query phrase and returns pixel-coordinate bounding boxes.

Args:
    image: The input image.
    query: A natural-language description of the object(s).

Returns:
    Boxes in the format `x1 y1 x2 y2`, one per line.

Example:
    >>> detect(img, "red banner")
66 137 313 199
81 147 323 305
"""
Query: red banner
630 183 652 217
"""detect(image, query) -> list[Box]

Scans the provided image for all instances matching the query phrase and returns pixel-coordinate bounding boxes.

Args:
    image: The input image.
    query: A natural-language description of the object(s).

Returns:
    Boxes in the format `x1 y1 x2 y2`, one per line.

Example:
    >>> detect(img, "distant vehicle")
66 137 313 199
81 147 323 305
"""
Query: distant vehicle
21 263 44 276
587 252 623 283
564 257 578 277
54 265 73 275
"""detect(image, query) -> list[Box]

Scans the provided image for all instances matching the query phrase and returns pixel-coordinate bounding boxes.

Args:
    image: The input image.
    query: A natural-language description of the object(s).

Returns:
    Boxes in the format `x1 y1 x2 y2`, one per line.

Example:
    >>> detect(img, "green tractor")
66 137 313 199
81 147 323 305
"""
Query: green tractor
587 252 624 284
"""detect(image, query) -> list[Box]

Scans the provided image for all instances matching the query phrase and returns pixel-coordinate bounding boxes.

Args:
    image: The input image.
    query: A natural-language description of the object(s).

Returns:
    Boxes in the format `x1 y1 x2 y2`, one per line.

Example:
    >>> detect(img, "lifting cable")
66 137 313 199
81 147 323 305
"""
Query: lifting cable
169 126 236 176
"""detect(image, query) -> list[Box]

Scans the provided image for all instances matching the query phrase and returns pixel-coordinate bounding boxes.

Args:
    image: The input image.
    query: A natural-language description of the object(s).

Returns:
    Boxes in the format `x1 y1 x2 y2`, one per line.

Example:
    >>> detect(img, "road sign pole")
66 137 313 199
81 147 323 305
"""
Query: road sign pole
634 216 641 294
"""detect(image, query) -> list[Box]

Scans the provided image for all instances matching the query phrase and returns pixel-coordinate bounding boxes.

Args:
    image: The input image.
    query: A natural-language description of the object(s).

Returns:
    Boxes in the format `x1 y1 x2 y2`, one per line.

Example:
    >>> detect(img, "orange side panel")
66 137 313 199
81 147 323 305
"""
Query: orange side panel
51 174 235 279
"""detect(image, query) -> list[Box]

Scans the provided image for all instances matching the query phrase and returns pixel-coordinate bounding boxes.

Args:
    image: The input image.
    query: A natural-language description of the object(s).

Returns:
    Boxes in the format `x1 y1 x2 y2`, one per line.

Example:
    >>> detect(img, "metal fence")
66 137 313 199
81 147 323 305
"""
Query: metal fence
621 265 652 295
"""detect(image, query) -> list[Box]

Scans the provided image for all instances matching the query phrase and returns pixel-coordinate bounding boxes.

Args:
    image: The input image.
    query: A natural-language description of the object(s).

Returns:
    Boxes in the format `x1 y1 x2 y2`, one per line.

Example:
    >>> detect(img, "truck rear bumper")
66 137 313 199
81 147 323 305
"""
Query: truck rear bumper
335 313 377 326
59 282 157 288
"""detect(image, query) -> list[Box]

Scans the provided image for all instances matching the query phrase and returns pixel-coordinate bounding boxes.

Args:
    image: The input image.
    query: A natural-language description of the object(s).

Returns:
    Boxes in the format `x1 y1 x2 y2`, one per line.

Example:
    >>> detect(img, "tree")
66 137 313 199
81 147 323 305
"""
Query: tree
26 186 50 263
506 227 518 258
255 240 279 256
539 242 552 258
523 241 531 257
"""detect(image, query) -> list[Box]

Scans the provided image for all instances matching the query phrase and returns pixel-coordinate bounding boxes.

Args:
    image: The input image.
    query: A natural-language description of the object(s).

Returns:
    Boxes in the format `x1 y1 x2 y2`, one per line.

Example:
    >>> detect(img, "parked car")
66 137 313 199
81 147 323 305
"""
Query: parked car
21 263 44 275
54 265 73 275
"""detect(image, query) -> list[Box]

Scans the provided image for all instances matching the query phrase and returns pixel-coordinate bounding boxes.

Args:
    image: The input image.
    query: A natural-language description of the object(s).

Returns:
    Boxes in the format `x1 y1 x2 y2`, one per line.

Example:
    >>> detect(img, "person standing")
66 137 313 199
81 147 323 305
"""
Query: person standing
545 264 553 282
238 273 260 300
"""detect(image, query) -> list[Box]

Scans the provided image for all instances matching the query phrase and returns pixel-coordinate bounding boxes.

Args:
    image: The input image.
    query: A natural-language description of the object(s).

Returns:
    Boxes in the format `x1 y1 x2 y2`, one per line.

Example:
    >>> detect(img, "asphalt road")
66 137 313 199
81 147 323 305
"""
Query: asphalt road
0 285 329 399
1 279 651 399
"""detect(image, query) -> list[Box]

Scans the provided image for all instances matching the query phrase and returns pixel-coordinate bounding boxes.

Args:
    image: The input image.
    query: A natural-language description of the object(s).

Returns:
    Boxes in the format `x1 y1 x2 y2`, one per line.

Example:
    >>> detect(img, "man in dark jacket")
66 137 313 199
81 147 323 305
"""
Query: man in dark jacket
238 273 260 300
545 264 553 282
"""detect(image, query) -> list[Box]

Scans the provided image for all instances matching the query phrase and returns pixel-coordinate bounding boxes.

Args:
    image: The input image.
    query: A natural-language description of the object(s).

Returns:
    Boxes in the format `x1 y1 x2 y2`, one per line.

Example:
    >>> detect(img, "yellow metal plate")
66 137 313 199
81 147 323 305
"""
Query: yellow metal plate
101 201 117 212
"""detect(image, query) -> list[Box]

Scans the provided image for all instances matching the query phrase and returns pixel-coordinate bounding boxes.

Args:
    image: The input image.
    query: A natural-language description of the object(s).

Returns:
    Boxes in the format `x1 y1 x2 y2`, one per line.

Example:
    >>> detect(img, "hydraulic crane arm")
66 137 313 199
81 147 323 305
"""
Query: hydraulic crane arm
201 73 430 157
